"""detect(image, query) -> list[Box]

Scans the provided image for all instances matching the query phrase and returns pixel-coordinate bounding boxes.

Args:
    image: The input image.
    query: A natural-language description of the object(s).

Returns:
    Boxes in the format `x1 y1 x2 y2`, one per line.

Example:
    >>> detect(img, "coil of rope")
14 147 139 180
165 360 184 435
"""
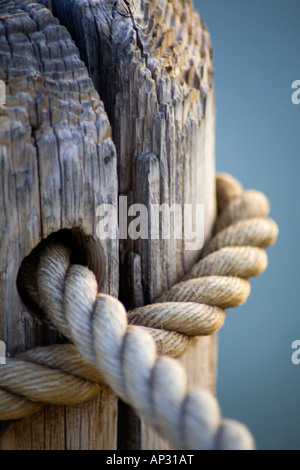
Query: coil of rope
0 173 278 450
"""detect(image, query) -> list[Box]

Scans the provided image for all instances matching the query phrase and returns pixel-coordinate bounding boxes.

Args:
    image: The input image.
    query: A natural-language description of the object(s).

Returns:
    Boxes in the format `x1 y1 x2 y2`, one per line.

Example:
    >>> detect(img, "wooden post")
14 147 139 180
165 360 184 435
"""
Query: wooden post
0 0 216 449
0 0 118 449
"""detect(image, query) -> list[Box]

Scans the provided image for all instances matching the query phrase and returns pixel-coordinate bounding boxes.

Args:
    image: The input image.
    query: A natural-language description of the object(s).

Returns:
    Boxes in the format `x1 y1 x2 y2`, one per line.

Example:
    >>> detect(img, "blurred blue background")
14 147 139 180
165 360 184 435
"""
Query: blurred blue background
194 0 300 450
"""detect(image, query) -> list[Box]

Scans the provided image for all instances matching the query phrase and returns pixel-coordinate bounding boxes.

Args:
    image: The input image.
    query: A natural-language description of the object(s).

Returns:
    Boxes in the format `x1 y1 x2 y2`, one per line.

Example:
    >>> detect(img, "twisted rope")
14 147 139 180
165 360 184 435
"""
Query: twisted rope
0 174 278 449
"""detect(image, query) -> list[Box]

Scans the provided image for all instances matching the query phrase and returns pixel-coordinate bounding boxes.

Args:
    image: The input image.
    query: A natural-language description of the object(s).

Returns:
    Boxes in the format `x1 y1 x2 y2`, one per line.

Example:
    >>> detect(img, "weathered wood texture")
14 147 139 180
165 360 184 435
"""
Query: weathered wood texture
49 0 217 449
0 0 118 449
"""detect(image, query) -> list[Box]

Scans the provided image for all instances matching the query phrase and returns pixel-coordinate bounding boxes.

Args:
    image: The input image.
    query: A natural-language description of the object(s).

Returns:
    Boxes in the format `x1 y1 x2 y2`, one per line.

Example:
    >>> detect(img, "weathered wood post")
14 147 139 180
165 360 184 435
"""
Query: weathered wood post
0 0 216 449
0 0 119 449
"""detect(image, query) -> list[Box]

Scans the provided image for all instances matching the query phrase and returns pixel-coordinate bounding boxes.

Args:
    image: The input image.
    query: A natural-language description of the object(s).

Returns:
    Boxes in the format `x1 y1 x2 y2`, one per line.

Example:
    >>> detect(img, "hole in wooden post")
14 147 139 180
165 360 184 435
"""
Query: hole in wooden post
16 227 104 323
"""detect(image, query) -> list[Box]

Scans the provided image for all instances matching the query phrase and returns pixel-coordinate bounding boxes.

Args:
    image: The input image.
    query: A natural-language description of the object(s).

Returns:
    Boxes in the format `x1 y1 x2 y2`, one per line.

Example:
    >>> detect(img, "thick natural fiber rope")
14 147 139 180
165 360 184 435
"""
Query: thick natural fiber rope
0 174 278 449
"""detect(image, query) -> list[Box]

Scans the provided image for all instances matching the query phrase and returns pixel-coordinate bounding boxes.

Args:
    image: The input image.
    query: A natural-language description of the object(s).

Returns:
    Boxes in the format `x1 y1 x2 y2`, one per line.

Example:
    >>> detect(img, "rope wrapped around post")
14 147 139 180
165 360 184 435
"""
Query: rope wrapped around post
0 174 278 450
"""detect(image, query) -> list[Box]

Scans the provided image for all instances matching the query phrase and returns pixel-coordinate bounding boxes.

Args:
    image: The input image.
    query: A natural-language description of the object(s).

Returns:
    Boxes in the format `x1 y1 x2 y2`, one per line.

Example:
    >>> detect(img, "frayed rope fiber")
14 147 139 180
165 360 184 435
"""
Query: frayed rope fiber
0 174 278 449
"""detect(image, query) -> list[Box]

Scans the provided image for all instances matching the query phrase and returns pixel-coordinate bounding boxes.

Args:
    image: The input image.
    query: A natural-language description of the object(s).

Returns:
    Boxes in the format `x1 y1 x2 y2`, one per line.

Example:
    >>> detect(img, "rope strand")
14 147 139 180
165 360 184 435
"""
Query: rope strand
0 174 278 450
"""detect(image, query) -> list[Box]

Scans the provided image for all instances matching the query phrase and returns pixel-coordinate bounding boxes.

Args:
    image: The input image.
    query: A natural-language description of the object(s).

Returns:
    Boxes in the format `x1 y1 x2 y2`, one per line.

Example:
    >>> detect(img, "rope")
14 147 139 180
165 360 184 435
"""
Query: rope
0 174 278 449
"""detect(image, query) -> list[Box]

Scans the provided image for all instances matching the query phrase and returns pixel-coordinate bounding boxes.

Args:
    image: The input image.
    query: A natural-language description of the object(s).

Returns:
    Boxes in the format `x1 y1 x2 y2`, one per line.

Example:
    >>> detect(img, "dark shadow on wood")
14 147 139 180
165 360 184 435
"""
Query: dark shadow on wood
117 400 141 450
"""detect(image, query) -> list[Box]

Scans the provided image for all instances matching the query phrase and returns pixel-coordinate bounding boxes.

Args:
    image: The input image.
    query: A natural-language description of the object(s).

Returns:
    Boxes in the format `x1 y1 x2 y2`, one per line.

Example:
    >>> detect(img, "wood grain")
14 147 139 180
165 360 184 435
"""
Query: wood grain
0 0 118 450
49 0 217 448
0 0 217 449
